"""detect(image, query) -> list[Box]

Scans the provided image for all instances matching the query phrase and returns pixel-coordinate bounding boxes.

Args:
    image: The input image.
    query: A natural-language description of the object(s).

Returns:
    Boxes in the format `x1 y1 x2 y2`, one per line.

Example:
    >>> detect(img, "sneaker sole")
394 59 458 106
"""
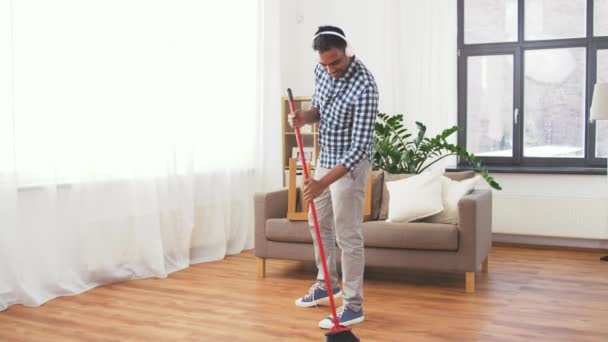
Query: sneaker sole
294 291 342 308
318 315 364 329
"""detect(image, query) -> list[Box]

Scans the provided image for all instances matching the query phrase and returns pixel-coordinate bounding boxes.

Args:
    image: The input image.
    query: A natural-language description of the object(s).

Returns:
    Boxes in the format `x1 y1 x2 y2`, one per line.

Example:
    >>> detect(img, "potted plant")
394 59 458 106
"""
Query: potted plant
373 113 501 190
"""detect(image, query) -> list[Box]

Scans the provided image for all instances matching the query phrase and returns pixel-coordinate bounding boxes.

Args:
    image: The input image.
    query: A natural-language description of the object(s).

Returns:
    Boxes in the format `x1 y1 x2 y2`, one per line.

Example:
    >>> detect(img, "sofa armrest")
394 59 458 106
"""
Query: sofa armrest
253 188 289 257
457 189 493 268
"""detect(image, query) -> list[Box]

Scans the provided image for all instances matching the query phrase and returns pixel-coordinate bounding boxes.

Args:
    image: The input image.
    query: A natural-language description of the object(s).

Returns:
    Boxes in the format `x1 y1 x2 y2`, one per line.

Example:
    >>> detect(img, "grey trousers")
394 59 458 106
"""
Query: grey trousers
308 159 371 312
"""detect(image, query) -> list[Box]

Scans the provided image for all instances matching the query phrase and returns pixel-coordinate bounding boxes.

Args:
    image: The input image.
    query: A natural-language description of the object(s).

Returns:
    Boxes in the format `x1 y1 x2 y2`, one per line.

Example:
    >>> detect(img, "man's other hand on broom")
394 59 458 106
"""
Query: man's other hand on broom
303 163 349 201
303 178 325 201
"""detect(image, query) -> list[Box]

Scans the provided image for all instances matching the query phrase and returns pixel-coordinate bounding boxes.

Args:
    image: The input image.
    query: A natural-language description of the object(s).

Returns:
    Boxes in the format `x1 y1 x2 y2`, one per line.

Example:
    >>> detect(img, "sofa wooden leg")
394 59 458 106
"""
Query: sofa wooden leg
466 272 475 293
257 258 266 278
482 256 489 273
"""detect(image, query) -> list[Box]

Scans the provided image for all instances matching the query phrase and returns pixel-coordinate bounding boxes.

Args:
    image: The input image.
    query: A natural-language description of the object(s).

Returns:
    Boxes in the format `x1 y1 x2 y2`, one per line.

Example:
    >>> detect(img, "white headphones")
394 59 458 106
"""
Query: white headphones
312 31 347 41
313 31 354 57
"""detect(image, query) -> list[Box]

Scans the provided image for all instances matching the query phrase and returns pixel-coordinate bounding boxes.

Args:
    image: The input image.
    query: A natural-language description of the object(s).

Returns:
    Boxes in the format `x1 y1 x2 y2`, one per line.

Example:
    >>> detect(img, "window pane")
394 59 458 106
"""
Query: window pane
525 0 586 40
524 48 586 158
464 0 517 44
596 50 608 157
596 0 608 36
467 55 514 156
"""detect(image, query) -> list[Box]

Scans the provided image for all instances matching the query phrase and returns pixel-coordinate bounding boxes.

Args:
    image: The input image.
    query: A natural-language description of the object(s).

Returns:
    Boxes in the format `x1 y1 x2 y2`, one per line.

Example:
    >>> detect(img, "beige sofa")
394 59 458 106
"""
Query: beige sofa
253 171 492 293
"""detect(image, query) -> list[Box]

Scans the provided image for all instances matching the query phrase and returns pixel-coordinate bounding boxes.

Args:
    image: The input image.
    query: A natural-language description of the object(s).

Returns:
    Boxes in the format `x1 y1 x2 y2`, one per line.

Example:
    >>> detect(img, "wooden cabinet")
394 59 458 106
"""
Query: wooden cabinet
281 96 319 186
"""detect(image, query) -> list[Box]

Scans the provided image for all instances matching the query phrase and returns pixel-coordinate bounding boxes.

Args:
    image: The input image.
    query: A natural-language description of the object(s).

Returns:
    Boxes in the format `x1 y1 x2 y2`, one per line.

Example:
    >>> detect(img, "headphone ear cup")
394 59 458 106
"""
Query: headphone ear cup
345 45 354 57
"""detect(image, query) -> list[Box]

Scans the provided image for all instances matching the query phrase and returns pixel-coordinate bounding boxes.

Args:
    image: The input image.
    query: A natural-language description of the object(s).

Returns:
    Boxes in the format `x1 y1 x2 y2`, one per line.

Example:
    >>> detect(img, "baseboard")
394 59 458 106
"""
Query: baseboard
493 233 608 252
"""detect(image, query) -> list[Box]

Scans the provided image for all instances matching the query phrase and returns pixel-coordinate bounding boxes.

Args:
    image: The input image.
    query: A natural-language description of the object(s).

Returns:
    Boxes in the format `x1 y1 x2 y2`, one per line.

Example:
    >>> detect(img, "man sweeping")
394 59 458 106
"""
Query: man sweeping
288 25 379 329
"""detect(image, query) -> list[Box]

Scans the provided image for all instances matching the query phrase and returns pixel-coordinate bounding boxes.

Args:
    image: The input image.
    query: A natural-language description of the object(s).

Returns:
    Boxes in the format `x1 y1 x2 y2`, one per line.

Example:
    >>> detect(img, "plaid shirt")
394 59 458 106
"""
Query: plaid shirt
312 57 379 173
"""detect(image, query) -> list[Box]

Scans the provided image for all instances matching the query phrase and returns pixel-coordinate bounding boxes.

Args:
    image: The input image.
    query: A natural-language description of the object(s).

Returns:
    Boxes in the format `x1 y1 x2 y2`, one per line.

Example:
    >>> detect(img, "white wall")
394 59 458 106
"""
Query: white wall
478 174 608 240
278 0 608 243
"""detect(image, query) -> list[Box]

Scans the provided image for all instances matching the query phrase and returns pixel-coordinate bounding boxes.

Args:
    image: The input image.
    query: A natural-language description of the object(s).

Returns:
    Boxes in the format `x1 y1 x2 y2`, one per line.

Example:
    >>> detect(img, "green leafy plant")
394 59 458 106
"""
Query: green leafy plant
373 113 501 190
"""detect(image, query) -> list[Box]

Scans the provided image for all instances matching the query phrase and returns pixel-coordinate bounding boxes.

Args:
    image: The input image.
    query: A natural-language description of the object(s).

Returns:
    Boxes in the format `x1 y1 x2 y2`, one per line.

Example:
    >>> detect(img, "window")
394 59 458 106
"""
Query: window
458 0 608 173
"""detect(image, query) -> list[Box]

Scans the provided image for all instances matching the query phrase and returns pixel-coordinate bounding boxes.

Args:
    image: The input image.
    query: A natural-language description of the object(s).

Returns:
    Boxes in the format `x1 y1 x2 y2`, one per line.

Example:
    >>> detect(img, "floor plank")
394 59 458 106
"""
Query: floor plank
0 246 607 341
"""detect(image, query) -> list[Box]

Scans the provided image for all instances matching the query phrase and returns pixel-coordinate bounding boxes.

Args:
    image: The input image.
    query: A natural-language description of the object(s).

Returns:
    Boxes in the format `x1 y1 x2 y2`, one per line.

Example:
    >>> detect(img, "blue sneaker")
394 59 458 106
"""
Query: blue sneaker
295 283 342 307
318 306 364 329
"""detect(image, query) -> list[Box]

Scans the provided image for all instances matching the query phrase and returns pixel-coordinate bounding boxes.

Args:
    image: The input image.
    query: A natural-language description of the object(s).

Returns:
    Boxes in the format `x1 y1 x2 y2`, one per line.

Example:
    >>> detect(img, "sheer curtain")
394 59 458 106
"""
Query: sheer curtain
255 0 283 191
0 0 266 311
382 0 458 169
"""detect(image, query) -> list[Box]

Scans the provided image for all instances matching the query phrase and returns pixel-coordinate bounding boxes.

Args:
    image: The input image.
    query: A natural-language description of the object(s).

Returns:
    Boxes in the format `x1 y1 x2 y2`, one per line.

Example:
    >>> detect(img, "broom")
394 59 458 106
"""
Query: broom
287 88 360 342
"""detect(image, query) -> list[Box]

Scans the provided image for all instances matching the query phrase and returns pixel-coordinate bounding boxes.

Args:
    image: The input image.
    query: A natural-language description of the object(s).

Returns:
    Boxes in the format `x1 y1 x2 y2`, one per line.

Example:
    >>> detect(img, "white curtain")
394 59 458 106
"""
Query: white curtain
0 0 270 311
382 0 458 170
255 0 283 190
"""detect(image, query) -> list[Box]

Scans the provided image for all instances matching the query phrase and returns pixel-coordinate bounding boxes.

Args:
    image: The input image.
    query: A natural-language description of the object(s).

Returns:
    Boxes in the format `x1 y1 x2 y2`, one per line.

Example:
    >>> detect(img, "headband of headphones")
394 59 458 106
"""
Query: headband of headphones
313 30 354 57
312 31 347 42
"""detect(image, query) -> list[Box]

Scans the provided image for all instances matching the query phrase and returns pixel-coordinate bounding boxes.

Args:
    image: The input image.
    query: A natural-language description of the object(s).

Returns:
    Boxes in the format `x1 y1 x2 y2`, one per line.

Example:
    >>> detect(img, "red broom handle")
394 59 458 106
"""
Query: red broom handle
287 89 340 329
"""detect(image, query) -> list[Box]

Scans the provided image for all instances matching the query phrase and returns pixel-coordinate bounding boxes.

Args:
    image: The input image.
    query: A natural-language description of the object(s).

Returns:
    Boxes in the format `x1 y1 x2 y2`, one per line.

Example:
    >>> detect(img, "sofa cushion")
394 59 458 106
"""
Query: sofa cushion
386 171 444 222
424 175 482 224
266 219 311 243
378 170 476 220
379 172 413 220
363 221 458 250
265 219 458 251
444 170 475 181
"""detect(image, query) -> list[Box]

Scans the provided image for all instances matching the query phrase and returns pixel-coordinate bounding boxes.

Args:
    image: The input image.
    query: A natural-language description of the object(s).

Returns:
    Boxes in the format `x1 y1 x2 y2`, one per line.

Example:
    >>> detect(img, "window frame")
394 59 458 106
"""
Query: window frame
590 40 608 163
457 0 608 174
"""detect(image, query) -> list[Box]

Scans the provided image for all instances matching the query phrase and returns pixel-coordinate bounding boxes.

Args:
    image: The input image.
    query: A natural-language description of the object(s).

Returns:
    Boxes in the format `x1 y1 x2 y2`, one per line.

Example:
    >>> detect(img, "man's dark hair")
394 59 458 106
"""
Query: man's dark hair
312 26 347 52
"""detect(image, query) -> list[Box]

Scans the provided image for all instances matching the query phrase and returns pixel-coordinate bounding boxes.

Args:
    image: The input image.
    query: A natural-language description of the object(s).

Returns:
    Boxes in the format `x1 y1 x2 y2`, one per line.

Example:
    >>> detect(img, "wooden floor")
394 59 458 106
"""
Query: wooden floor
1 246 607 341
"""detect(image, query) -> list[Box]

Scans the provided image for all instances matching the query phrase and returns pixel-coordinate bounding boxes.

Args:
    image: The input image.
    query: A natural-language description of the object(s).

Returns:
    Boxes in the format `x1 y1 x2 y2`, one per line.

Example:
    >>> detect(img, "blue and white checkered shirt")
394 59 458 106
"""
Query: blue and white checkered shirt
312 57 379 173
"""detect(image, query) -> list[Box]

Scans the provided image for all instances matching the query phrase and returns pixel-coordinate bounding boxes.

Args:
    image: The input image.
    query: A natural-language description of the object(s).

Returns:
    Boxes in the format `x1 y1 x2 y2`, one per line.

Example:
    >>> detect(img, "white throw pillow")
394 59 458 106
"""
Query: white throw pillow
425 175 482 224
386 171 444 222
